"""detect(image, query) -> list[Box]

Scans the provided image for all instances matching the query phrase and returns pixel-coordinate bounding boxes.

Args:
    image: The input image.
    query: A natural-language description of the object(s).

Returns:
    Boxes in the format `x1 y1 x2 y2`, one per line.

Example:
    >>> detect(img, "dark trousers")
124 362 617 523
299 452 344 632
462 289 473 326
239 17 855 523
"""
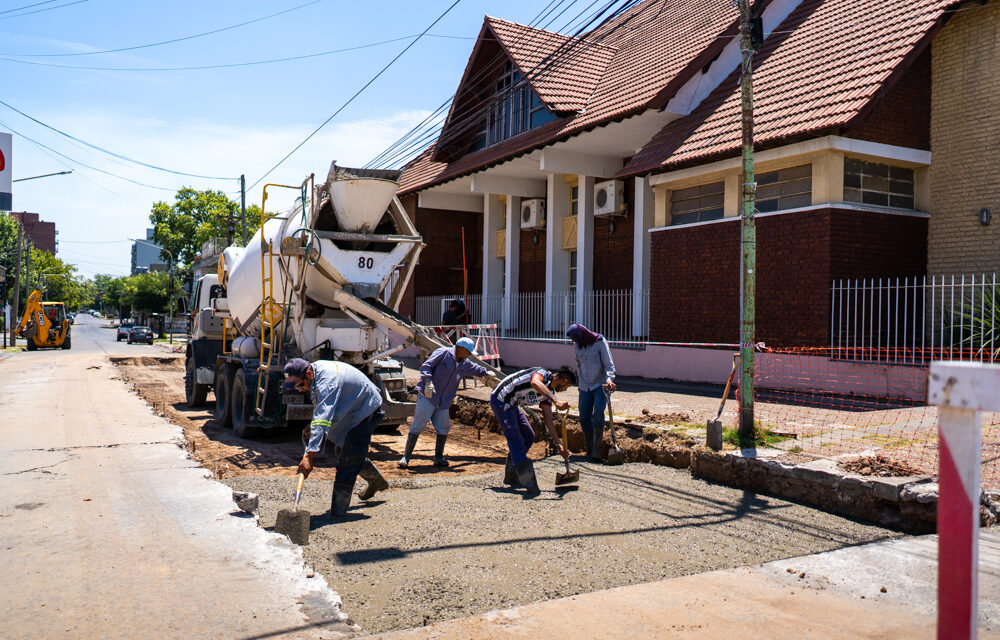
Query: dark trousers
332 409 383 491
577 387 608 442
490 397 535 466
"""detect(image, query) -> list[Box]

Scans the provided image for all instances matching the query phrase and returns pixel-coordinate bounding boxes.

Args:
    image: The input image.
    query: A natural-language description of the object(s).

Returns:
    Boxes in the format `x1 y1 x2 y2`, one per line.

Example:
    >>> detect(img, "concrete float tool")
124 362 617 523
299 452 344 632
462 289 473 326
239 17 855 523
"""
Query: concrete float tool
274 473 310 545
603 386 625 466
554 409 580 486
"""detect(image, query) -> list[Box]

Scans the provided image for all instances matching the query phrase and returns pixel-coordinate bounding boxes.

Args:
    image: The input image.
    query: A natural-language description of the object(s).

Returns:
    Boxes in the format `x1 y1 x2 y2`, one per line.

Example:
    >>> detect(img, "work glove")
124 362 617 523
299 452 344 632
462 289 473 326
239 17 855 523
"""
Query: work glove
424 380 435 399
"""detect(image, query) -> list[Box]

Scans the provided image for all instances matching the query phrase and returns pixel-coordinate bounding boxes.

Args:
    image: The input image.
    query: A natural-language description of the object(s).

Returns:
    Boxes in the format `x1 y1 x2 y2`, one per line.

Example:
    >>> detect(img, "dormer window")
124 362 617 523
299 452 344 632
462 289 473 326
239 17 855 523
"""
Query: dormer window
475 61 558 150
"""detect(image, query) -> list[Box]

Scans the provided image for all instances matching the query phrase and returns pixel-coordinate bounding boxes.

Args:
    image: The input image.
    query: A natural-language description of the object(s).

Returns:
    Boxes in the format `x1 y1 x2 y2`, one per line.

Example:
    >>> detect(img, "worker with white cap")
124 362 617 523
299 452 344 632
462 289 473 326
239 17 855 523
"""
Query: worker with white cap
399 336 497 468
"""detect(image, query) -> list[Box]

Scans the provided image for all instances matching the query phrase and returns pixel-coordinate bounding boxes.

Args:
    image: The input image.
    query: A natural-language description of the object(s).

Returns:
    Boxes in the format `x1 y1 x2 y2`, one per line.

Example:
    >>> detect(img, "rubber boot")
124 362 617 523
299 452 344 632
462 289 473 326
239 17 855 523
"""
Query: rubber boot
583 430 594 458
503 454 520 487
358 458 389 500
397 432 419 469
591 425 606 463
514 460 541 497
331 483 353 516
433 433 449 467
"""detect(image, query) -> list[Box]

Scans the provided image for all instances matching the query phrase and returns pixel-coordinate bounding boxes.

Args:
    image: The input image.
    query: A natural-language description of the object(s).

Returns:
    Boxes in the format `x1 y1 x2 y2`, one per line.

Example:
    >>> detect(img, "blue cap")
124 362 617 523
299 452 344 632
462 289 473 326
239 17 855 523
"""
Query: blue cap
455 337 476 356
282 358 310 392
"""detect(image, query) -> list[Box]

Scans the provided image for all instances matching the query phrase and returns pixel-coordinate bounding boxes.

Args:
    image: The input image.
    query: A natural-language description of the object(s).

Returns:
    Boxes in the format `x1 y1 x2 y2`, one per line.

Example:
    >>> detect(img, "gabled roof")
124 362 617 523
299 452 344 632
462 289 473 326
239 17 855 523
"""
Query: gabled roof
400 0 740 195
620 0 955 177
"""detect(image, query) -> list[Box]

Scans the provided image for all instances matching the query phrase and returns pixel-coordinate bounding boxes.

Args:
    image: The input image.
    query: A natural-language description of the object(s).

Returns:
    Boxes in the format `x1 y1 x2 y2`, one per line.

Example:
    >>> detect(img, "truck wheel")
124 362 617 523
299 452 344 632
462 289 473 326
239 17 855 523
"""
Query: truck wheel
61 333 71 349
26 340 37 351
231 369 256 438
185 355 208 408
214 367 234 429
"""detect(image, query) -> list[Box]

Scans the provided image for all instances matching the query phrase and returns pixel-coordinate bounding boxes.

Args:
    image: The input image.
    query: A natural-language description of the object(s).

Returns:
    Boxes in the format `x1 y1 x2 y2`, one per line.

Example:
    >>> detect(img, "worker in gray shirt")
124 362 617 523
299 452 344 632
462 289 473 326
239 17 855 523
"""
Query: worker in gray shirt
286 358 388 516
566 324 616 461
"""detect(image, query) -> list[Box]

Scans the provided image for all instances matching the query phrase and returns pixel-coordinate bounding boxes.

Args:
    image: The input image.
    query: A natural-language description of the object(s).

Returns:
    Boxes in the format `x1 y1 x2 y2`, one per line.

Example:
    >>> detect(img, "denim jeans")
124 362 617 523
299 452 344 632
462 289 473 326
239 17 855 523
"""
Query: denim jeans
331 409 383 491
409 394 451 435
490 397 535 466
577 387 608 442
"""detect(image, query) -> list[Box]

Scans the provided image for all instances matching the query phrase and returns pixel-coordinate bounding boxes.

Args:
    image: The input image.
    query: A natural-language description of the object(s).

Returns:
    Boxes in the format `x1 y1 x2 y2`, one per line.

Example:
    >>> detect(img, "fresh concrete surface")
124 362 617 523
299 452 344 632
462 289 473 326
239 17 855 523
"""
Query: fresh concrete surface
0 316 352 639
372 531 1000 640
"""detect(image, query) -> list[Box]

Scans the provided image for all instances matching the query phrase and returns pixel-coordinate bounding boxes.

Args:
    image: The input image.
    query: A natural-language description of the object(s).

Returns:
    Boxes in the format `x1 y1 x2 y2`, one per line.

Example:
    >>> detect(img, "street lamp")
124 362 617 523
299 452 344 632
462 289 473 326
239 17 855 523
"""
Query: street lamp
130 238 175 344
13 170 73 183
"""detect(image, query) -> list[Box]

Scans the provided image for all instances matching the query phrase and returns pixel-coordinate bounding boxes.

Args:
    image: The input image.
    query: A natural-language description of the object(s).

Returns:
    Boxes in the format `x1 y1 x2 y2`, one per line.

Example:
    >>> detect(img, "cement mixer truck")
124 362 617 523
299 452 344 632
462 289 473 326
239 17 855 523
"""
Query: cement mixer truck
185 163 499 437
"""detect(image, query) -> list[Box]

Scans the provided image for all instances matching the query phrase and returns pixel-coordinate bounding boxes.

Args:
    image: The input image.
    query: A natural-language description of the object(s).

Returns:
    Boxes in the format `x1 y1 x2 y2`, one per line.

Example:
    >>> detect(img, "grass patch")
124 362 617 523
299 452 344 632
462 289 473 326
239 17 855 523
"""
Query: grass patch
861 433 919 449
788 445 804 454
722 424 791 448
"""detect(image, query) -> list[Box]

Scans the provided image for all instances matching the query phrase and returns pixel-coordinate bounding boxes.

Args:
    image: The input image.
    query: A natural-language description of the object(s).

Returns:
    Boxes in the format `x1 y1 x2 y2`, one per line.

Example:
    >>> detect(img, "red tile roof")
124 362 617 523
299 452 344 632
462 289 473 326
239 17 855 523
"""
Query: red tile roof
619 0 955 177
399 0 738 194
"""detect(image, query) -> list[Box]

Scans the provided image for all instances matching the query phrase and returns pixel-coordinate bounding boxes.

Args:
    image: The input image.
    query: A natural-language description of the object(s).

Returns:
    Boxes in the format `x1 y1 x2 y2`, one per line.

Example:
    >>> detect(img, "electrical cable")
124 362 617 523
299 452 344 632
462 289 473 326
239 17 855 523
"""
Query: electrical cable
247 0 466 192
0 0 86 21
0 0 324 56
0 33 474 71
0 0 59 16
0 98 233 180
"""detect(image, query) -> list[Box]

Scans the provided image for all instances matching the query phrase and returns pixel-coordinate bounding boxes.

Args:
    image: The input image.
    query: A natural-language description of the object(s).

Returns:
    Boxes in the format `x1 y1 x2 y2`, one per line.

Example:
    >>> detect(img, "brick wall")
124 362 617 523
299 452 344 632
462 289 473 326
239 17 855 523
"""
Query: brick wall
649 208 928 347
927 0 1000 275
519 229 547 292
847 48 931 150
592 179 635 291
10 211 57 254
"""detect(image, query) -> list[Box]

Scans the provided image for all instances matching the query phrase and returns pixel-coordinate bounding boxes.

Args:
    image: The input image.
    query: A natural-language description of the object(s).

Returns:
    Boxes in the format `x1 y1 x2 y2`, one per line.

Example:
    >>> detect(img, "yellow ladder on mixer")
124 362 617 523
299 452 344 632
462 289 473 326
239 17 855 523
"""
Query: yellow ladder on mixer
254 183 299 417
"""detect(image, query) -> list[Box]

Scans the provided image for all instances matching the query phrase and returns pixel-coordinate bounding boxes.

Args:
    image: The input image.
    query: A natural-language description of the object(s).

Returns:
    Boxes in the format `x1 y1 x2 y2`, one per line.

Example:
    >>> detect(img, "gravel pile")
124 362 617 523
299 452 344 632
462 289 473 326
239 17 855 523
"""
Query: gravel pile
225 459 900 636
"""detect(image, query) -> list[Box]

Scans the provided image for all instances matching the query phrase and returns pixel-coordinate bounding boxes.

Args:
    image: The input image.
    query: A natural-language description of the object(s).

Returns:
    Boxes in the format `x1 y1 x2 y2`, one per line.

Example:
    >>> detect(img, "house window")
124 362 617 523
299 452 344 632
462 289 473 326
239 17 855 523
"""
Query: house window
570 185 579 216
500 258 506 296
568 250 577 322
669 181 725 225
484 61 557 147
844 158 915 209
756 164 812 212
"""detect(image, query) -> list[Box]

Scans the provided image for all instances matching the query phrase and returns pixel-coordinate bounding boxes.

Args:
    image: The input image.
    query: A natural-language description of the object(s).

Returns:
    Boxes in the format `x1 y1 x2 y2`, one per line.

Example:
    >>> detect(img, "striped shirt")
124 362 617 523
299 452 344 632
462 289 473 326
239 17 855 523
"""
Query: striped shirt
491 367 554 409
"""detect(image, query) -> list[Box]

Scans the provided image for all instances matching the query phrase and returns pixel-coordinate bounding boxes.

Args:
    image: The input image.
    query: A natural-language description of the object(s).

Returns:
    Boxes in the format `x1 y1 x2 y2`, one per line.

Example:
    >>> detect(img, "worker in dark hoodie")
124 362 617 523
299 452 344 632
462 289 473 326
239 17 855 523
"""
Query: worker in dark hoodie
566 323 616 461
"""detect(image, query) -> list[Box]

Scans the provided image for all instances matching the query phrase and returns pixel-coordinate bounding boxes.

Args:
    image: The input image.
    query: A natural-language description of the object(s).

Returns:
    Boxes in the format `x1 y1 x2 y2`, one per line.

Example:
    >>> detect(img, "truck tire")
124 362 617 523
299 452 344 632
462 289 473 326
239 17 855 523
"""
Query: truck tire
26 340 37 351
185 355 208 408
231 368 256 438
214 366 234 429
61 333 71 349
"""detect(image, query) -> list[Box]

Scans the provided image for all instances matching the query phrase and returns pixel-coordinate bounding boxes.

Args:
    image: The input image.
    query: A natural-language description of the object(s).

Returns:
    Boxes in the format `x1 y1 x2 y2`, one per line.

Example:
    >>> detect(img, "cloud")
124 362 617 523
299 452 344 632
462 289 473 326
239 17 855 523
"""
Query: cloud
7 108 431 277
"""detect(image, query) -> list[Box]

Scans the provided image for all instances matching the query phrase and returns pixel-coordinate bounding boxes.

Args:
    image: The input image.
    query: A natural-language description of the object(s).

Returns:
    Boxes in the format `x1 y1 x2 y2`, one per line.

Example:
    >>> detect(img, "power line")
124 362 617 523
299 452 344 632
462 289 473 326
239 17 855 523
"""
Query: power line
0 33 473 72
0 98 232 180
0 0 324 56
0 0 59 16
248 0 466 191
0 0 87 21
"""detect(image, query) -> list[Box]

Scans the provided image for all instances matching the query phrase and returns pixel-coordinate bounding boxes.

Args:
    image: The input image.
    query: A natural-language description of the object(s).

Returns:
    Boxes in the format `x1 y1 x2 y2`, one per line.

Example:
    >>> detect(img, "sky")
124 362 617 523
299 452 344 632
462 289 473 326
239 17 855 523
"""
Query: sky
0 0 606 277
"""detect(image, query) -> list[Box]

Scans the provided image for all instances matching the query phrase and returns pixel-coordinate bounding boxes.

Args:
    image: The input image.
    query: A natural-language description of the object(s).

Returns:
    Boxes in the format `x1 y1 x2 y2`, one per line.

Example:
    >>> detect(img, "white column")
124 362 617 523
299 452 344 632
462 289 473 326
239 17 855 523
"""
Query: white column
632 176 654 337
545 174 571 331
481 193 504 324
575 175 595 326
503 196 521 331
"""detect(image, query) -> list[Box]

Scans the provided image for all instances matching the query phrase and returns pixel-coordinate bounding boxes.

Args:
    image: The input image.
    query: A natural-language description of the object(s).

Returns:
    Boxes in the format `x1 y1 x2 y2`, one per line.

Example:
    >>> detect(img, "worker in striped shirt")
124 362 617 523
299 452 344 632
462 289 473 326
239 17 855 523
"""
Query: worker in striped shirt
286 358 388 517
490 366 576 496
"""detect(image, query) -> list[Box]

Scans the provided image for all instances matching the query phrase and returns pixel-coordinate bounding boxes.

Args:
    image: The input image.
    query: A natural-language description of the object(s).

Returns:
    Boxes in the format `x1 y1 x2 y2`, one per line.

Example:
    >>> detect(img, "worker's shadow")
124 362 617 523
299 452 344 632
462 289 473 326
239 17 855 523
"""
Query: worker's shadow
486 486 578 500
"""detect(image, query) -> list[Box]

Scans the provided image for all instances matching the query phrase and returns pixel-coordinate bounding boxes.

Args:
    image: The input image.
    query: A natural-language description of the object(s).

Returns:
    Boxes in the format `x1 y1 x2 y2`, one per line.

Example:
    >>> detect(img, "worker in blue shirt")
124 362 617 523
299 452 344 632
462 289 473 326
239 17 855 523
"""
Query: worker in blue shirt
286 358 388 517
566 323 616 461
399 337 497 469
490 366 575 496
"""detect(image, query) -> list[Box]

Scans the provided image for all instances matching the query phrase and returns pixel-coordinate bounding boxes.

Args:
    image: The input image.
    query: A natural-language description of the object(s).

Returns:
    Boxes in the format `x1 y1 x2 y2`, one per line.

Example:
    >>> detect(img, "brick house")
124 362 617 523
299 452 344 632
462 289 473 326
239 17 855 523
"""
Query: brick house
10 211 57 254
395 0 1000 380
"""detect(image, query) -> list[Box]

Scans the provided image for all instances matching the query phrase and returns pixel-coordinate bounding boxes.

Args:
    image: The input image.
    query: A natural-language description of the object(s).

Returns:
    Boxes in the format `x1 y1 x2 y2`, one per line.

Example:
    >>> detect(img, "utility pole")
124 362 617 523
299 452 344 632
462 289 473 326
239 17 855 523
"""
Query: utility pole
738 0 759 439
239 174 248 245
10 224 22 346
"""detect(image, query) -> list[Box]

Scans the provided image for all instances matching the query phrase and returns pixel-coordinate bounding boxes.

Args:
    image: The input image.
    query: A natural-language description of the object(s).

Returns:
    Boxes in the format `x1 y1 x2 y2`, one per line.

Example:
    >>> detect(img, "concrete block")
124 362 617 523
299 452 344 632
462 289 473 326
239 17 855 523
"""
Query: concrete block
232 491 259 514
706 420 723 451
900 482 938 504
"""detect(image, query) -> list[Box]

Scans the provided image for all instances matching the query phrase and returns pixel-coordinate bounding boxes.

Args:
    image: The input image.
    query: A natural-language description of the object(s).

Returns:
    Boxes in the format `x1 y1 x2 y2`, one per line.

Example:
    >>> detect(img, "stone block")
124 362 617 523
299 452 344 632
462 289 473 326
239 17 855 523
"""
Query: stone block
232 491 259 514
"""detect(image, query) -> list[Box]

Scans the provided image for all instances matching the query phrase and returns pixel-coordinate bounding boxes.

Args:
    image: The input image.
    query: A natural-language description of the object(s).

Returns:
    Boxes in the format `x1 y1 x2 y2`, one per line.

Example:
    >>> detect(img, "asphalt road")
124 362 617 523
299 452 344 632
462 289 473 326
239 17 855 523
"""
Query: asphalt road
0 315 354 639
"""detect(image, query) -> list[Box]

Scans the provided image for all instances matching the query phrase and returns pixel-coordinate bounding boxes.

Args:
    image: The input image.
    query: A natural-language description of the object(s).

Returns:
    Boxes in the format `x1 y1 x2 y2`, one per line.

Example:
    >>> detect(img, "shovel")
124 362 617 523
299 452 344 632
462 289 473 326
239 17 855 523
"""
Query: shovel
554 409 579 486
603 386 625 466
274 473 310 545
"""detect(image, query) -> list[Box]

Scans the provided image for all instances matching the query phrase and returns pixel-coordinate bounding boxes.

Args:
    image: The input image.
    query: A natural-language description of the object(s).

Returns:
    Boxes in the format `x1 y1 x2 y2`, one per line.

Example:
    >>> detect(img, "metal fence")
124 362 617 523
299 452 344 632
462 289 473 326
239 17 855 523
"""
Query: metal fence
415 289 646 345
831 273 1000 363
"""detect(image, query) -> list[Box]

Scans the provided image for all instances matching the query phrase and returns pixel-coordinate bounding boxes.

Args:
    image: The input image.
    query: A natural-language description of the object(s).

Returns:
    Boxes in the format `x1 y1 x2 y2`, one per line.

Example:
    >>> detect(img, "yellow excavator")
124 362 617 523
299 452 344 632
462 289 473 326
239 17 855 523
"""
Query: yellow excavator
13 290 72 350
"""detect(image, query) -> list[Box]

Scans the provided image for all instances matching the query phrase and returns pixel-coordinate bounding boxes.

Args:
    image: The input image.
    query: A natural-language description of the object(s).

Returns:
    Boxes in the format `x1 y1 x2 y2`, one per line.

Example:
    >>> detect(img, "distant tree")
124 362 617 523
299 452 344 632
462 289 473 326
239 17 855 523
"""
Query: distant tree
27 248 91 309
121 271 170 314
0 214 24 307
149 188 267 270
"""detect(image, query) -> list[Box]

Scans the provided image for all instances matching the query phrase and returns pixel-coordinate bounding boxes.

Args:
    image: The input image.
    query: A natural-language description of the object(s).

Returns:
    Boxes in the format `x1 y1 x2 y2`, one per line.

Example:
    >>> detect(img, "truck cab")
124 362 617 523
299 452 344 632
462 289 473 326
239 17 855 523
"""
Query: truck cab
184 274 226 407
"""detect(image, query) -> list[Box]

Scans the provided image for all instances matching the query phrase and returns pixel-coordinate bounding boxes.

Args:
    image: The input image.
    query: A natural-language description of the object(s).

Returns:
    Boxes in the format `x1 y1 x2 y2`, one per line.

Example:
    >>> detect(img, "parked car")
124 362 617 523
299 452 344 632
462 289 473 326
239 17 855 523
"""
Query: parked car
116 319 134 341
67 313 76 325
127 326 154 345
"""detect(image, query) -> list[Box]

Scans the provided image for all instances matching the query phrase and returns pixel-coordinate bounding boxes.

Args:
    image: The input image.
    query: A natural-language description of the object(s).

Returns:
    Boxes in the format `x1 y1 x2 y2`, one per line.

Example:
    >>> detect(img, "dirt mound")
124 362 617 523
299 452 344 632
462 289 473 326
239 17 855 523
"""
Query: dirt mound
629 408 692 425
840 455 921 477
110 356 181 368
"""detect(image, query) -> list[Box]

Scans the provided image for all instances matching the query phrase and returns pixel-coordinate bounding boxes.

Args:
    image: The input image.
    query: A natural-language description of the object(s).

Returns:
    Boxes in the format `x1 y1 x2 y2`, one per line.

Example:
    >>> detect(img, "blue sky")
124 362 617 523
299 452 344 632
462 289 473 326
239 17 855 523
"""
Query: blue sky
1 0 600 277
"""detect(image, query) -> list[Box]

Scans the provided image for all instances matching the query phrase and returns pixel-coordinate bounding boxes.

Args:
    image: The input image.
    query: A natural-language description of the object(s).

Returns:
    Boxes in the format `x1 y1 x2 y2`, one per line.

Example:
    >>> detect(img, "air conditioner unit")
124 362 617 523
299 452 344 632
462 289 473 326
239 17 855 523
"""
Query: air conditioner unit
520 198 546 229
594 179 625 216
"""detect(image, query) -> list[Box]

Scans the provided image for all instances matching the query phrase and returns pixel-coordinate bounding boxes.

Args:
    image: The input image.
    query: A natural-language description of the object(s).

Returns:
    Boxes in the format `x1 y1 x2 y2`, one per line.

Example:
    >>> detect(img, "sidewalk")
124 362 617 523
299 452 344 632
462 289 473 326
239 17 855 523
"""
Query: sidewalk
374 531 1000 639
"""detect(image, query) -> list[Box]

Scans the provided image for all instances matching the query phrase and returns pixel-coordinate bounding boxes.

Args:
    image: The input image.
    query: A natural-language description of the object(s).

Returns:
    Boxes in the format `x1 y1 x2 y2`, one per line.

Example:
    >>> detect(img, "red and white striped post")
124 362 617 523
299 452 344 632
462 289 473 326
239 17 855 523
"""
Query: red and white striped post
928 361 1000 640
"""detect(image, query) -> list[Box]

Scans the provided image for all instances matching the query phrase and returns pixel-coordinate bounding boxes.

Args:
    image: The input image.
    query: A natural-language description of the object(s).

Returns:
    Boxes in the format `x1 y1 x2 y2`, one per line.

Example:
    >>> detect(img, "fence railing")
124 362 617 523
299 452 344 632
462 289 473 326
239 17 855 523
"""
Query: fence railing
831 273 999 363
415 289 646 345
